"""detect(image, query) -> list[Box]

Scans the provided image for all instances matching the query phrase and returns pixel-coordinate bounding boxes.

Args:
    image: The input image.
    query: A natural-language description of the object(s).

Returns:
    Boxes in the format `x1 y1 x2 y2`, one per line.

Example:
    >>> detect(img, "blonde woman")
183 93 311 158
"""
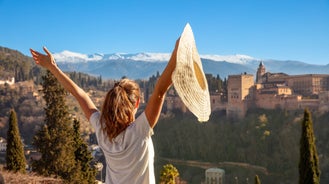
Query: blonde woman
30 39 178 184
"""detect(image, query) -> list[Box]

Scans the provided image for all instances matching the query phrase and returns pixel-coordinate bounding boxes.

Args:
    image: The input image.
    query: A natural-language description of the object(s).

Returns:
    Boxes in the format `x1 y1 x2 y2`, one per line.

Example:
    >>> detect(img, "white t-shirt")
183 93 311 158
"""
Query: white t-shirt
89 111 155 184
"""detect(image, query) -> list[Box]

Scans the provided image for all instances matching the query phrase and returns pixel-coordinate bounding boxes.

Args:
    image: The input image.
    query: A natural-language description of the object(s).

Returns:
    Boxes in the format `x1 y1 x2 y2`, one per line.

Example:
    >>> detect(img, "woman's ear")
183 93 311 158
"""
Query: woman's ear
135 98 140 109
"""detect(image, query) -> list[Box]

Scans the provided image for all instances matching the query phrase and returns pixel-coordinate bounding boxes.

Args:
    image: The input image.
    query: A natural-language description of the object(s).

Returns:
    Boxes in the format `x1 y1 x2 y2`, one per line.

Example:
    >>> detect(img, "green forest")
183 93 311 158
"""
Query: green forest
153 109 329 183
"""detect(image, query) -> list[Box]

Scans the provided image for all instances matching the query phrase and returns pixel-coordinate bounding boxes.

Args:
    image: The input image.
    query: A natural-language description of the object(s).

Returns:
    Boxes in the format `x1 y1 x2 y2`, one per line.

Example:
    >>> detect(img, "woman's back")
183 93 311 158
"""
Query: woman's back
90 111 155 184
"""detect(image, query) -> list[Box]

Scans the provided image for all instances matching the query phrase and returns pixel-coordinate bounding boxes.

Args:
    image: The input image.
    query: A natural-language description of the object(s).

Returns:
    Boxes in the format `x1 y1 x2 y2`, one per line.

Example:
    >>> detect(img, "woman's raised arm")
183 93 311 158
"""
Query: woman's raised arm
30 47 98 120
144 39 179 128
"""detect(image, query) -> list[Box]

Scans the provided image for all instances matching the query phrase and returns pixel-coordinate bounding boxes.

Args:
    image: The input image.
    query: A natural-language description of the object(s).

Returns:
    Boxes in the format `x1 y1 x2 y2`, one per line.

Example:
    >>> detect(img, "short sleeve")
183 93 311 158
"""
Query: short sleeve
133 112 154 138
89 110 101 130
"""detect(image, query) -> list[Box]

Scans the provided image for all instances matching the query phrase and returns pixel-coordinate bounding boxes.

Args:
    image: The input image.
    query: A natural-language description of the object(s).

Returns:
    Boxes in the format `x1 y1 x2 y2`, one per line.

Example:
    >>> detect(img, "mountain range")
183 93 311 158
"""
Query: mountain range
53 50 329 79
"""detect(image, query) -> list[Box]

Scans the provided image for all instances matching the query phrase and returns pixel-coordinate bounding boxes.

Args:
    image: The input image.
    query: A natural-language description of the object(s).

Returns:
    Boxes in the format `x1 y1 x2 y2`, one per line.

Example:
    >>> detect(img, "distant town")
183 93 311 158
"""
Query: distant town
162 61 329 119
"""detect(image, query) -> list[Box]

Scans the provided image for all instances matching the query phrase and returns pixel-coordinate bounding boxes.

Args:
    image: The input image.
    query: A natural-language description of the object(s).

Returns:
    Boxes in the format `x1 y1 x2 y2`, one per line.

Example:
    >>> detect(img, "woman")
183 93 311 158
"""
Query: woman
30 38 179 184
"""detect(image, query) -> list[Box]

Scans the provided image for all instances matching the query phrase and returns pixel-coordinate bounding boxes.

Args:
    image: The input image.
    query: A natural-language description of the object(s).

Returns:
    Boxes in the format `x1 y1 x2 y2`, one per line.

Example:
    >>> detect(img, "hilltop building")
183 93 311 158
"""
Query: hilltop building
160 61 329 119
227 62 329 118
227 73 254 118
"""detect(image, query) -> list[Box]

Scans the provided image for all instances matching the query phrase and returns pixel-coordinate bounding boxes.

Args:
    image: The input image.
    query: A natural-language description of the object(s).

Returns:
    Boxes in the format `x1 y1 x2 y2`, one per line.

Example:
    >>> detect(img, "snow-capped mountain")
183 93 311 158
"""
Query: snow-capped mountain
53 50 103 63
54 51 172 63
200 54 258 64
54 50 258 64
54 50 329 79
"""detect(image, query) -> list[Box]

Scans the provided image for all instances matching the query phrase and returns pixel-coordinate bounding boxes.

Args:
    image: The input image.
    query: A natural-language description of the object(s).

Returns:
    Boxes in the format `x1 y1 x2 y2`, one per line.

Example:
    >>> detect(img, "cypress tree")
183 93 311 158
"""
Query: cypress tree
33 71 76 182
299 109 320 184
73 118 96 183
5 109 26 173
255 175 261 184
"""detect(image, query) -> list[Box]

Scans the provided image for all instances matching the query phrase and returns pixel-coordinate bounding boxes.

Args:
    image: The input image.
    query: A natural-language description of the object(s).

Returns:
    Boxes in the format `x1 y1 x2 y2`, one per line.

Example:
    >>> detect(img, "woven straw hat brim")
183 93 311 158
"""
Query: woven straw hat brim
172 23 211 122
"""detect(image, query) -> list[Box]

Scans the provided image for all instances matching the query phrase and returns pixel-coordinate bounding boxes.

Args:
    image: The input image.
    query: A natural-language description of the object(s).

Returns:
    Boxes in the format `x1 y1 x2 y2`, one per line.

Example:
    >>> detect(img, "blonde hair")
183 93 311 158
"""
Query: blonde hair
101 78 140 141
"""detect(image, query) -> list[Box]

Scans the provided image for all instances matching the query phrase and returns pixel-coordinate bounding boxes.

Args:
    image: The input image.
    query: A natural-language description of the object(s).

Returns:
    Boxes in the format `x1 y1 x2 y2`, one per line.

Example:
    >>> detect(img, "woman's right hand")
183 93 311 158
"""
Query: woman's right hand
30 47 57 70
30 46 98 120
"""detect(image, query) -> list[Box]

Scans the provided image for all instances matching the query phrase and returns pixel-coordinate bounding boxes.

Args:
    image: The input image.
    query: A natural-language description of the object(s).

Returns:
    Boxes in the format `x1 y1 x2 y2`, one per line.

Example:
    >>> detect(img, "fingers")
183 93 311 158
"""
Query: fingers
30 49 39 58
43 46 52 56
30 49 38 58
30 47 49 58
29 48 43 64
29 48 36 55
30 48 41 56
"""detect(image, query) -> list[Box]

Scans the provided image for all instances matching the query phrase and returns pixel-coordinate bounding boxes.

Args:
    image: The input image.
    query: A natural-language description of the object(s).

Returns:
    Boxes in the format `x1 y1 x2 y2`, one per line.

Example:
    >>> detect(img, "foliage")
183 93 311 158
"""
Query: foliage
72 118 96 183
0 81 45 144
154 109 303 183
68 71 104 90
32 71 77 182
299 109 320 184
5 109 26 173
0 46 41 83
206 74 225 94
160 164 180 184
153 109 329 183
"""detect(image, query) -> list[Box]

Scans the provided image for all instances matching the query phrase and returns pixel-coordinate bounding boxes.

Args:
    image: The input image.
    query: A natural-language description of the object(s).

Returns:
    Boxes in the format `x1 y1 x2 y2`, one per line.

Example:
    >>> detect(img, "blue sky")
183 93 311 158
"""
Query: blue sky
1 0 329 65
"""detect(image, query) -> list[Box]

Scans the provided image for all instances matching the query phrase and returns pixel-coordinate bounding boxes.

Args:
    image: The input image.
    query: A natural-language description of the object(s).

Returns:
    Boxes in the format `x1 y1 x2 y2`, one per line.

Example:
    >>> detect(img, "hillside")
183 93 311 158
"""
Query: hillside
0 170 62 184
0 46 43 83
153 109 329 183
0 46 115 144
0 79 110 144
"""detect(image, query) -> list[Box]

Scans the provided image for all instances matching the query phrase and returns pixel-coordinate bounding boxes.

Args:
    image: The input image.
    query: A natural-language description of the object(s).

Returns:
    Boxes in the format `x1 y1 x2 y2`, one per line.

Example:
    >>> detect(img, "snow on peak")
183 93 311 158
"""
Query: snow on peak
104 52 170 62
53 50 257 64
53 50 103 63
53 51 171 63
200 54 258 64
107 53 125 60
127 53 171 62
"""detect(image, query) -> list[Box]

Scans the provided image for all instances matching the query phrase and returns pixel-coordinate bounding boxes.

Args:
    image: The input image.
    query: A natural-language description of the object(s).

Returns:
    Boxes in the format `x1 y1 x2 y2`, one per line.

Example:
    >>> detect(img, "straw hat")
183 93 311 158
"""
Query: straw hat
172 23 211 122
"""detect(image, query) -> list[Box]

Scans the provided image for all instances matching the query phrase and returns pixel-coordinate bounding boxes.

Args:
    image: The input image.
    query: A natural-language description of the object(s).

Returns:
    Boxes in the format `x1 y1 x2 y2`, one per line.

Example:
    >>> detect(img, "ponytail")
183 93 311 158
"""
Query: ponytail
100 79 140 141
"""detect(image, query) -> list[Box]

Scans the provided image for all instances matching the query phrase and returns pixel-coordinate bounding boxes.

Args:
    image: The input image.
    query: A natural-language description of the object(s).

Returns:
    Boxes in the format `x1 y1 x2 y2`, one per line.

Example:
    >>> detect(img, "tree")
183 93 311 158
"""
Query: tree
5 109 26 173
73 118 96 183
160 164 180 184
299 109 320 184
33 71 77 182
255 175 261 184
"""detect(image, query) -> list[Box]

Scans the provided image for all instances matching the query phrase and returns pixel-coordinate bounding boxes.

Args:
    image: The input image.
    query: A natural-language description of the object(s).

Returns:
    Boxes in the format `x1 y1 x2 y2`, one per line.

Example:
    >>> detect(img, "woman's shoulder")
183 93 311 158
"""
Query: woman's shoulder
131 111 153 137
89 110 101 127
